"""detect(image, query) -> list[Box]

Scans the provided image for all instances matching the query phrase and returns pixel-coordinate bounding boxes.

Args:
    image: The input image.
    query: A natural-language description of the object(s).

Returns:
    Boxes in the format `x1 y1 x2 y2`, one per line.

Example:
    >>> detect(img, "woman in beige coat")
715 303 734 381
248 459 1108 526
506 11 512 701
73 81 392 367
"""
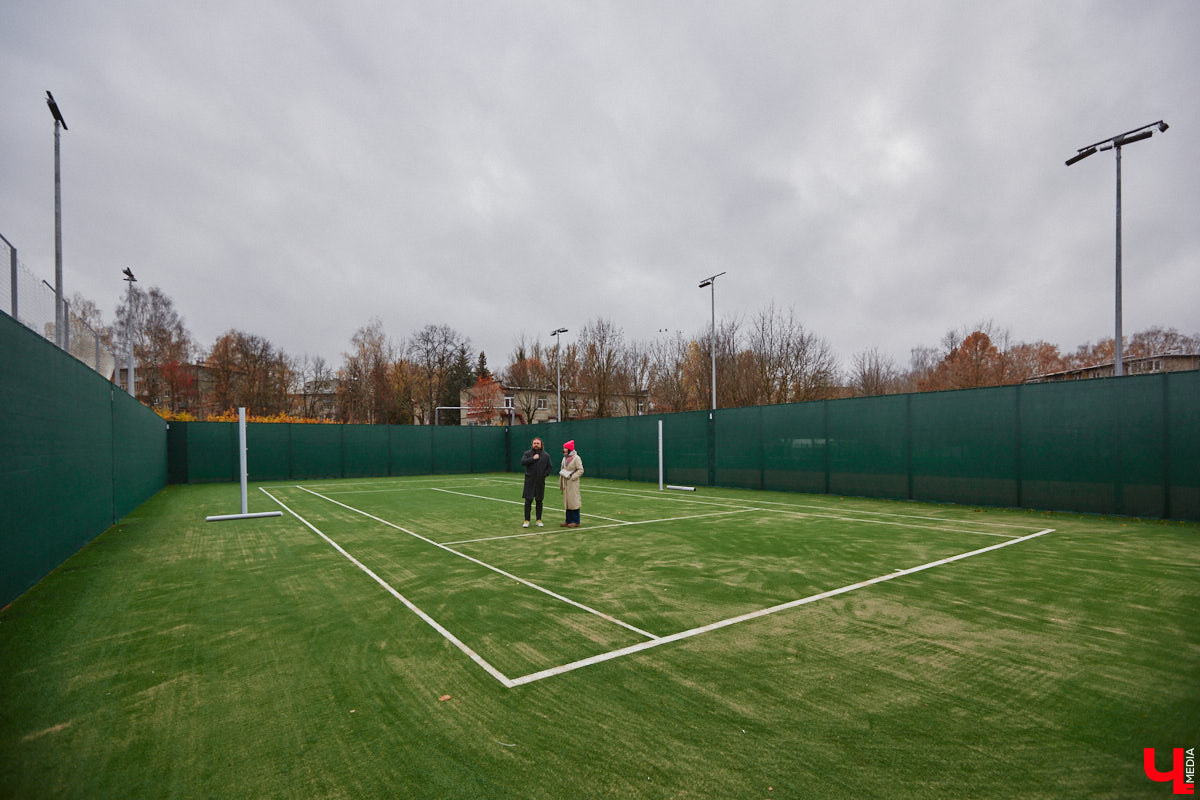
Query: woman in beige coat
559 440 584 527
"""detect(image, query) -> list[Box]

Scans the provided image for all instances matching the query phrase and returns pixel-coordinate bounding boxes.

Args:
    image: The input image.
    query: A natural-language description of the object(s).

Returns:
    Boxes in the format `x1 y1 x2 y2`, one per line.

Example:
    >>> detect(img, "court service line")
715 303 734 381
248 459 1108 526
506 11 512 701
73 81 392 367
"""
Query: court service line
430 487 627 524
291 486 660 641
507 527 1057 687
260 488 516 688
443 508 760 545
581 487 1020 539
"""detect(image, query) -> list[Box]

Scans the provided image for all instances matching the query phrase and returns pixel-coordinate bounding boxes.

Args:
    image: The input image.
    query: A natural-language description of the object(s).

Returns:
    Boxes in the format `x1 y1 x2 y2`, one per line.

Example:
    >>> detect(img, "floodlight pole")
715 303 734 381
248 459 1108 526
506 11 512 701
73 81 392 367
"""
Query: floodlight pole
551 327 568 421
46 92 68 349
123 268 137 395
1066 120 1168 377
698 272 725 411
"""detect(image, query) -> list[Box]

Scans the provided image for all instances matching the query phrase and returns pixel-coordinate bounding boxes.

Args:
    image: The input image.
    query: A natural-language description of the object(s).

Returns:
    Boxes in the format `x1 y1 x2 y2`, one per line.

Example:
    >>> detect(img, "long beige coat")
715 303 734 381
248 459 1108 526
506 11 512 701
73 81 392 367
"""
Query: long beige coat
559 452 584 510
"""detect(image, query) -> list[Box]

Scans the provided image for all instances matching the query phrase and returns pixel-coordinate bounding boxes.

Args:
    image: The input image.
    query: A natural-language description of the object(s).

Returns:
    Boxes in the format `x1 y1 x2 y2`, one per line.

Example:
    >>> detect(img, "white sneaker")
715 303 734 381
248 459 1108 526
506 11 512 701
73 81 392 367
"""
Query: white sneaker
536 520 544 527
522 521 530 528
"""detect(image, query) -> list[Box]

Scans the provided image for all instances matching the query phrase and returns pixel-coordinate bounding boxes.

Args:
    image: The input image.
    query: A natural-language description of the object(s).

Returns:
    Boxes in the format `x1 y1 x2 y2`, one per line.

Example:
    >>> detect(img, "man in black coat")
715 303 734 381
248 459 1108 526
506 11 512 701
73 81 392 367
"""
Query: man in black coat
520 437 553 527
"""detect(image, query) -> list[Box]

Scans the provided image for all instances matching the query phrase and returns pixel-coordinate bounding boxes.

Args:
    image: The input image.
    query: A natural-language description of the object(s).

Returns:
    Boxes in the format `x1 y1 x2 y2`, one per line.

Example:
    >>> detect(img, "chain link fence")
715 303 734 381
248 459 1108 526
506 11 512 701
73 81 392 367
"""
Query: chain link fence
2 232 117 377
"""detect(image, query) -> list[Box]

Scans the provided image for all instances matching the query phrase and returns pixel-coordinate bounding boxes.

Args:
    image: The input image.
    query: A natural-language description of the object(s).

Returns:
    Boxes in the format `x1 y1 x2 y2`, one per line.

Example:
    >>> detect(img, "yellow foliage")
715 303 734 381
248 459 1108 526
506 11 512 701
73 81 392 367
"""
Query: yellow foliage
202 408 333 424
154 408 198 422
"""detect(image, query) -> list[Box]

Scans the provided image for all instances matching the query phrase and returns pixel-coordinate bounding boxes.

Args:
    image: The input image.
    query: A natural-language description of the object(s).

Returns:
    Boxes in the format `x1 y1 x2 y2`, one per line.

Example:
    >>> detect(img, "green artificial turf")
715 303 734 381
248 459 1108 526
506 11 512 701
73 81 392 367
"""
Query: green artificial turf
1 474 1197 799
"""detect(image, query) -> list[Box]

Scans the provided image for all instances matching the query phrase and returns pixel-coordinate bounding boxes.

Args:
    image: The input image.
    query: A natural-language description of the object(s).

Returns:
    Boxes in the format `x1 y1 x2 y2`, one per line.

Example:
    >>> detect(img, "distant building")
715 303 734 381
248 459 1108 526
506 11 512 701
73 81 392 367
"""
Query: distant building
1025 352 1199 383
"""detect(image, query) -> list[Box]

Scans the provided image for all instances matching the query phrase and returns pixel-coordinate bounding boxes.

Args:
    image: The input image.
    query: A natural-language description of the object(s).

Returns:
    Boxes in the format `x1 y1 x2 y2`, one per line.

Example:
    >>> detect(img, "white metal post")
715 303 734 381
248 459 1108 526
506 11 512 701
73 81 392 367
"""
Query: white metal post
239 407 249 515
658 419 664 491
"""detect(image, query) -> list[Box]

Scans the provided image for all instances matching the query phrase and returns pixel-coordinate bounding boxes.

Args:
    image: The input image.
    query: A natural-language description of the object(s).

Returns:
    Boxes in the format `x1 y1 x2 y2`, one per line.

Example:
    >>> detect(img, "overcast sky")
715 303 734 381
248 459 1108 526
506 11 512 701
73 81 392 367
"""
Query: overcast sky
2 1 1197 373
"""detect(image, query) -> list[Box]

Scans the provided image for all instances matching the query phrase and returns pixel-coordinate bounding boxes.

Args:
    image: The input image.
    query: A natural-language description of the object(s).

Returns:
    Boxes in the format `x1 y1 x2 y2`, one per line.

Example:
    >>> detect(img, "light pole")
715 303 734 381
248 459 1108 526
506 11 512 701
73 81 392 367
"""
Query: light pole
46 91 68 349
697 272 726 410
1066 120 1168 377
550 327 568 421
123 268 137 396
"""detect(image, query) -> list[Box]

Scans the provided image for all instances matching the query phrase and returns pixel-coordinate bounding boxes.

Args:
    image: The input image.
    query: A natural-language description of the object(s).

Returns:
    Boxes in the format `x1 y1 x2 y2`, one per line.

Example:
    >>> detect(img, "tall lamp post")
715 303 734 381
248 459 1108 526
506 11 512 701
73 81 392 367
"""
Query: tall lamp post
697 272 726 411
550 327 568 421
1066 120 1168 377
46 91 68 349
123 268 137 396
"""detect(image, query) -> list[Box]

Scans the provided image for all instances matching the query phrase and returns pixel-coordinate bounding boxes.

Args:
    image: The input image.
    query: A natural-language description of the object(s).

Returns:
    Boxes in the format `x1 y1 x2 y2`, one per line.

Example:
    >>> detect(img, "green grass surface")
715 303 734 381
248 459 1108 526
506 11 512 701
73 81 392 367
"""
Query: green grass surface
2 474 1197 799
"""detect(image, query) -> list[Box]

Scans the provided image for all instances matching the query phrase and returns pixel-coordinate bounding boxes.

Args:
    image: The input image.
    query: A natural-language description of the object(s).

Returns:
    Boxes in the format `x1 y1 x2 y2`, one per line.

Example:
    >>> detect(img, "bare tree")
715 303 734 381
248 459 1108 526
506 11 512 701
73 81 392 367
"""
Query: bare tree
850 347 900 397
576 318 626 417
408 324 470 424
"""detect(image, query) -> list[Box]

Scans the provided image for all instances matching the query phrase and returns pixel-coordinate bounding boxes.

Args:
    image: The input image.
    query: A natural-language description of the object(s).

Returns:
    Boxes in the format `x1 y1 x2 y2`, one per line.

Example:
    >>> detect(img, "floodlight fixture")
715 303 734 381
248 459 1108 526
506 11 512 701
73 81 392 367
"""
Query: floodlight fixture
1115 130 1154 147
46 91 68 130
1065 146 1097 167
123 267 137 282
1065 119 1169 377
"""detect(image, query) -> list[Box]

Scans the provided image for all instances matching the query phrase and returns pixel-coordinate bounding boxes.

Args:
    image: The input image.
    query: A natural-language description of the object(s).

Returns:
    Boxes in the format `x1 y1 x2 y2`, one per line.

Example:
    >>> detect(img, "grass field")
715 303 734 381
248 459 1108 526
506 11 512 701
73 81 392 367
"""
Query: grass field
1 473 1197 799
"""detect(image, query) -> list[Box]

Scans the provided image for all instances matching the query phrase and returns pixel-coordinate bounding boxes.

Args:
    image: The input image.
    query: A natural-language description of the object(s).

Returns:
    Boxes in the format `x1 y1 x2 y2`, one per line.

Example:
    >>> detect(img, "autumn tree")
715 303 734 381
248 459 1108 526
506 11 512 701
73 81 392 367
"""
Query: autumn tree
337 319 405 423
646 332 698 413
205 329 293 416
503 337 555 423
115 285 197 410
466 374 504 425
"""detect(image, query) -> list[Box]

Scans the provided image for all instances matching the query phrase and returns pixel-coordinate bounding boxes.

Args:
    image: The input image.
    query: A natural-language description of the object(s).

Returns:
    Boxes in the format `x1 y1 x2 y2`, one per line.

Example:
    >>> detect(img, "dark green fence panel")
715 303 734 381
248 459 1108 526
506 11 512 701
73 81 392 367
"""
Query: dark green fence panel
291 424 344 479
1019 377 1164 516
828 395 909 499
1167 371 1200 520
111 389 168 519
760 401 827 493
715 406 762 489
433 426 474 473
910 387 1020 507
626 415 665 483
344 425 389 477
391 426 433 475
167 422 188 484
469 427 509 474
663 410 710 488
186 422 236 483
1 312 166 607
247 423 291 481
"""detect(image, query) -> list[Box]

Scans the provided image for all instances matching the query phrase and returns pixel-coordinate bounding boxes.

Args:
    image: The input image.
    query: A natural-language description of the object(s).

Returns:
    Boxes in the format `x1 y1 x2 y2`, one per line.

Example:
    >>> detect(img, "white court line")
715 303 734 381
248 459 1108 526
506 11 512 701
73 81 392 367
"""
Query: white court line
581 487 1021 539
507 527 1057 686
443 508 760 545
587 483 1036 531
430 487 626 524
265 484 1054 688
260 488 516 688
290 486 659 640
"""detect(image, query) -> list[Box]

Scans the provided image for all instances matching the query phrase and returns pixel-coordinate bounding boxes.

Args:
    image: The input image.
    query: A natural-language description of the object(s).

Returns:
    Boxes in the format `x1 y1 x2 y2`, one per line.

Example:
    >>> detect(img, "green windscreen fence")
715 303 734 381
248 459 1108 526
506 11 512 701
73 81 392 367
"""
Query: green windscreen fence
1 312 167 607
504 371 1199 521
162 370 1198 522
169 422 509 483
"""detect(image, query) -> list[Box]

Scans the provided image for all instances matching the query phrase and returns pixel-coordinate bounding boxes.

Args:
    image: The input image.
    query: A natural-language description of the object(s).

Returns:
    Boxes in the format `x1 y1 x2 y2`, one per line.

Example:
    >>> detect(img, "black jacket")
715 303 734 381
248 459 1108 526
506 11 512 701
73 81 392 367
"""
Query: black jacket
520 448 554 499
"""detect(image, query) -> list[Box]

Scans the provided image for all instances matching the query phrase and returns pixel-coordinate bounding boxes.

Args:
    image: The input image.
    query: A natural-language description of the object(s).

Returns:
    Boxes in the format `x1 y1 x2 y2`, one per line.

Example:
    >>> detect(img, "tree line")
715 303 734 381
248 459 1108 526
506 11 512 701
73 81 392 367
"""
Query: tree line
71 285 1198 423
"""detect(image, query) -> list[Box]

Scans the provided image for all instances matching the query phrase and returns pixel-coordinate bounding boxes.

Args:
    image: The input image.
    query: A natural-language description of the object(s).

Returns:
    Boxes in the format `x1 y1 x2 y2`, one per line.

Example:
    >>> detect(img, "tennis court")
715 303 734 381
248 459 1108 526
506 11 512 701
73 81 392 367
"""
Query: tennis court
5 473 1195 798
259 475 1055 687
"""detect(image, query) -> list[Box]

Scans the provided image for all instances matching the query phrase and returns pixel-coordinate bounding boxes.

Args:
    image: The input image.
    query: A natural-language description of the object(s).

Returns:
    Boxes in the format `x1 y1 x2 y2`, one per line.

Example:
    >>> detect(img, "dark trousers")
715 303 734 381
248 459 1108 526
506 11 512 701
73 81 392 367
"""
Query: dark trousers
524 497 544 520
566 508 581 525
